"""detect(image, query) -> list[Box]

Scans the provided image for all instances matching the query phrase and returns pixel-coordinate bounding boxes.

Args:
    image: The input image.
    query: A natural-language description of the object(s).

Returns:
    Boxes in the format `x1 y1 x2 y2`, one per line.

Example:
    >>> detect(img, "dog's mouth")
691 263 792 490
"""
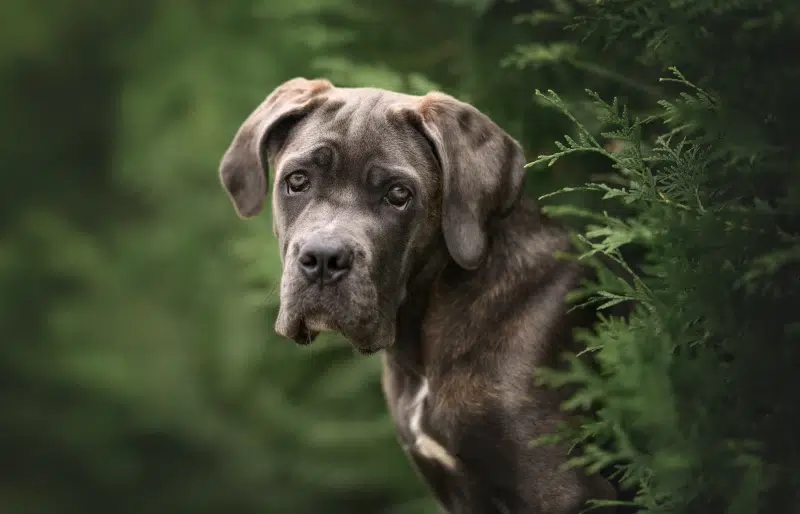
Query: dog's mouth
275 308 333 345
274 261 399 353
275 301 395 354
287 320 319 346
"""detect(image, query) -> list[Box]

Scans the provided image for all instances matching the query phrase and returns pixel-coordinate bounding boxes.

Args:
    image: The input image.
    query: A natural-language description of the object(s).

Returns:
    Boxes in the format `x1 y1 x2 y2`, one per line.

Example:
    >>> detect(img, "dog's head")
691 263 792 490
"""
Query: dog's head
219 78 526 353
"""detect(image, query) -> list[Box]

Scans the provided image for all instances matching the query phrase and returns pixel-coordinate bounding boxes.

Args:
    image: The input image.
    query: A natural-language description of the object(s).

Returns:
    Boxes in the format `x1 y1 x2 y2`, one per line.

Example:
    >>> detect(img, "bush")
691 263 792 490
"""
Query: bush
525 1 800 512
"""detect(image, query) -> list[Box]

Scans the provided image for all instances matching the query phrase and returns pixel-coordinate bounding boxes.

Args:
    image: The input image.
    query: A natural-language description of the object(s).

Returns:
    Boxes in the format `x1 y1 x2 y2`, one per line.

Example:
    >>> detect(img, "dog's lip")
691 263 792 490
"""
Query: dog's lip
292 320 319 345
354 345 382 356
281 314 393 355
275 308 319 345
280 308 345 345
276 298 394 353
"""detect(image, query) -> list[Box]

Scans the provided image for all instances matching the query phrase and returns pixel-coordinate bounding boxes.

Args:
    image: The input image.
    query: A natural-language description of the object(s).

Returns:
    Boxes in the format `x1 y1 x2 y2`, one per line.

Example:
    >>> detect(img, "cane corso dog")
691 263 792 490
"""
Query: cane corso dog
218 78 617 514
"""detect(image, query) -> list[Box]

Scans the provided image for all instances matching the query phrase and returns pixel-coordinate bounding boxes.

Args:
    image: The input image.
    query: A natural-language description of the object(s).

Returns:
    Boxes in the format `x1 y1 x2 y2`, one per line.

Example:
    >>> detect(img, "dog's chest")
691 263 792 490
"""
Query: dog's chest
395 378 459 471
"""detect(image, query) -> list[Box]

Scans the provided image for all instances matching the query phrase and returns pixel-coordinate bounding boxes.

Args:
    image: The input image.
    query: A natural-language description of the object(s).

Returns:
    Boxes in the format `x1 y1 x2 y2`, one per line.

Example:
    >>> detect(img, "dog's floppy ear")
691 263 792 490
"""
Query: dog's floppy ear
219 77 333 218
415 92 527 270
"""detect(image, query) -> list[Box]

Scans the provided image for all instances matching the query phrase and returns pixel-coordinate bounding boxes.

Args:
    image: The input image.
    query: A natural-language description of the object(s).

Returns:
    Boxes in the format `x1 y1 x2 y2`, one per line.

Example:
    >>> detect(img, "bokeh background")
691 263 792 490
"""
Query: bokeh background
5 1 798 513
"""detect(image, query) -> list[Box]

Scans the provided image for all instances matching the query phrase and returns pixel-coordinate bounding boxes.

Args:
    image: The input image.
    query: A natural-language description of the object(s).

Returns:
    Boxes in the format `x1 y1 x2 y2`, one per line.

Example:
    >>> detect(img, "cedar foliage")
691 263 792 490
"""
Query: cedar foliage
523 1 800 513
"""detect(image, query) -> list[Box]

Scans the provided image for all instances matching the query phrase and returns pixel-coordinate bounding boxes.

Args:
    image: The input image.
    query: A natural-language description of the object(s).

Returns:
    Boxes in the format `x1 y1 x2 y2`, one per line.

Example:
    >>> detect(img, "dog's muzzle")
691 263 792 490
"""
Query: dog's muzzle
275 230 392 350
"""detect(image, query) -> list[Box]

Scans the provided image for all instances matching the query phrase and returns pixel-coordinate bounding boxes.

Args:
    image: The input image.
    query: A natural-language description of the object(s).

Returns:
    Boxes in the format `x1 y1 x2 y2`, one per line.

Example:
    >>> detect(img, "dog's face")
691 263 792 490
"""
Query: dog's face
219 78 527 353
268 88 443 353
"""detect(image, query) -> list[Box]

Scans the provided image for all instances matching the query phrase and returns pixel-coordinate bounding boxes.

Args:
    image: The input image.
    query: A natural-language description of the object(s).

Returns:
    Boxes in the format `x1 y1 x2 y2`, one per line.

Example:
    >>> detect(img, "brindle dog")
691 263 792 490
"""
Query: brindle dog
219 78 617 514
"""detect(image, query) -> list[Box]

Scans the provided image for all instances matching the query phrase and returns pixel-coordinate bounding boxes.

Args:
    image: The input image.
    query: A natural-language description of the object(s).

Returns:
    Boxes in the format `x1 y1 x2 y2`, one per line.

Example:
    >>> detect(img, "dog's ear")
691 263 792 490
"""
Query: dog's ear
415 92 527 270
219 77 333 218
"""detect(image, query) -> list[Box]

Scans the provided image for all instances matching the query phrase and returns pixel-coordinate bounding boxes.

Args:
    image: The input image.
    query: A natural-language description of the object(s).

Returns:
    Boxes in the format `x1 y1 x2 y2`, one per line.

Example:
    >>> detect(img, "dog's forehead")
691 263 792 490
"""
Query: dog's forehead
280 87 431 170
327 86 420 122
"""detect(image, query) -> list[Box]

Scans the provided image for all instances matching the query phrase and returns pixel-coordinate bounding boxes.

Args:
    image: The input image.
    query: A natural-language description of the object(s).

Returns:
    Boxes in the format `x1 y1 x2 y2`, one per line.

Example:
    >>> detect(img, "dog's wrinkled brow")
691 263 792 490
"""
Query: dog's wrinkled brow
365 166 422 190
276 140 340 172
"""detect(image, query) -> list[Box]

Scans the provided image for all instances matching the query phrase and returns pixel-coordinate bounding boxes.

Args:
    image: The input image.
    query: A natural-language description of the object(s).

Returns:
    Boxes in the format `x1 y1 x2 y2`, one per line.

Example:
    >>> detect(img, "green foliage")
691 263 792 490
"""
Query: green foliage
525 1 800 512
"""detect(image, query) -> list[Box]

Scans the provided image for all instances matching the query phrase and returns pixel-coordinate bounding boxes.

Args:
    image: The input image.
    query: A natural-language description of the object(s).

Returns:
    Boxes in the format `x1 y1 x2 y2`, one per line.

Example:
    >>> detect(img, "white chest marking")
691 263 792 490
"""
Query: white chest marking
408 379 458 471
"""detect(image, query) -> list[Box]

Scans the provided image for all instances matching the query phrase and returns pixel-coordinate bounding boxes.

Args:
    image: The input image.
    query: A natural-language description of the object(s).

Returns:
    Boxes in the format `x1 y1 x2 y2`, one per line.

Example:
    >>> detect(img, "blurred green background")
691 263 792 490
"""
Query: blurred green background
0 1 647 513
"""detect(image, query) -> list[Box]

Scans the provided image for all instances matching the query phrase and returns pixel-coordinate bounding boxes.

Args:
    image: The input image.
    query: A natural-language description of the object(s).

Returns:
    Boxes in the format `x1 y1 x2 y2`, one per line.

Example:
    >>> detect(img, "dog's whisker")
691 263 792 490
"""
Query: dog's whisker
263 281 280 303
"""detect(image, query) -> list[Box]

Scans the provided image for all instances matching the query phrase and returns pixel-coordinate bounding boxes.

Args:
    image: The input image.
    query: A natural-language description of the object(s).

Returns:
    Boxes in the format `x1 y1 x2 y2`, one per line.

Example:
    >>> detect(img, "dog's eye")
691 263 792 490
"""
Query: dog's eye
384 185 412 210
285 172 310 194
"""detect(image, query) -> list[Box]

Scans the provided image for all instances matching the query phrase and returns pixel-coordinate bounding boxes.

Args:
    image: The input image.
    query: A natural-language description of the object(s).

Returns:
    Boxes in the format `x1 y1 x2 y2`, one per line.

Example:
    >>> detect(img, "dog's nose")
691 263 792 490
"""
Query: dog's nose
297 237 353 284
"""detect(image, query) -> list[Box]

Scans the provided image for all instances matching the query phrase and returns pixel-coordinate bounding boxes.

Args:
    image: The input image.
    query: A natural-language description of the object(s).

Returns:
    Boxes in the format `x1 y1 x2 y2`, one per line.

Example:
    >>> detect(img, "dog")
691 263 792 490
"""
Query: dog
218 78 618 514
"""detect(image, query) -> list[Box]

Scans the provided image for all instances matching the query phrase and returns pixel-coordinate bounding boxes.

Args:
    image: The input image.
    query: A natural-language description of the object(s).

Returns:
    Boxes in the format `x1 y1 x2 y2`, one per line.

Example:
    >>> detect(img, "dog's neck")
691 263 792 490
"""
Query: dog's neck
386 197 574 383
387 241 448 376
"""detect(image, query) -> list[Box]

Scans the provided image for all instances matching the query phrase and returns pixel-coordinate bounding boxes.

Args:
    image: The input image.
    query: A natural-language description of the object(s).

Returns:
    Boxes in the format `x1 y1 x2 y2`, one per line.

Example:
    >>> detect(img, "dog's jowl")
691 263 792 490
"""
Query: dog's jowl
219 78 618 514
